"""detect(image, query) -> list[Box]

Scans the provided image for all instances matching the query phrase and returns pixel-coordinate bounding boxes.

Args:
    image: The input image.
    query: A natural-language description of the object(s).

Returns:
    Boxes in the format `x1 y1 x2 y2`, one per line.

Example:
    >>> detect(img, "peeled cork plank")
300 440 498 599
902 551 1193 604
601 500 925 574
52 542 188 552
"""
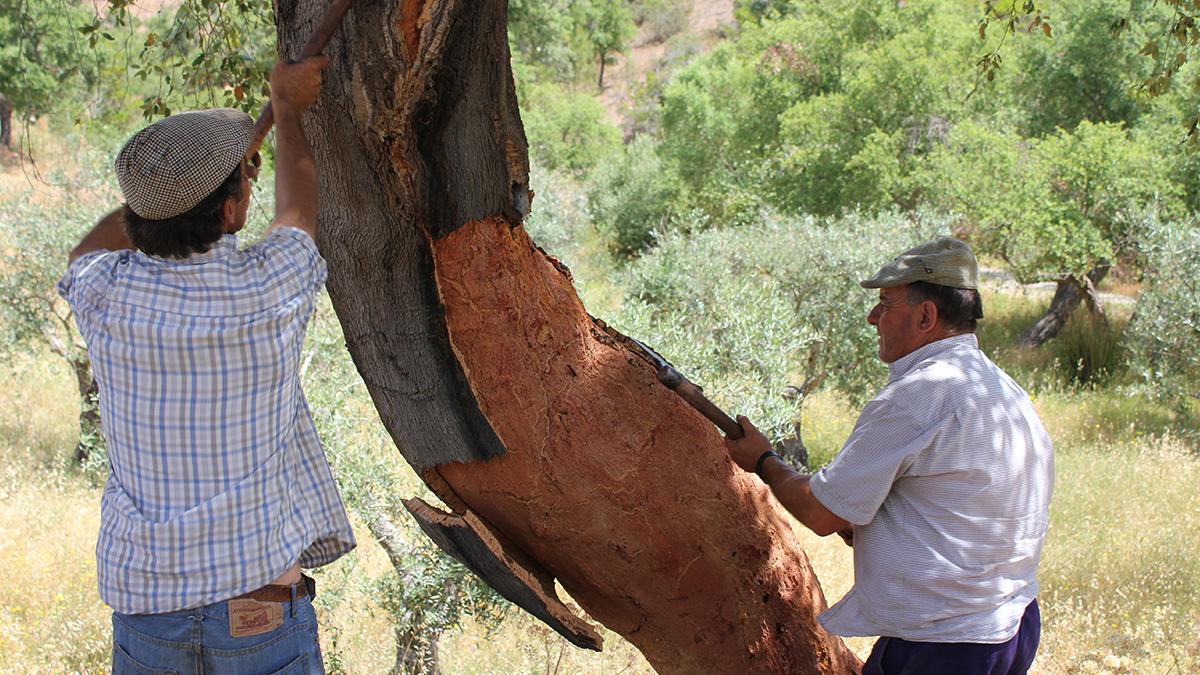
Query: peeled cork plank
402 497 603 651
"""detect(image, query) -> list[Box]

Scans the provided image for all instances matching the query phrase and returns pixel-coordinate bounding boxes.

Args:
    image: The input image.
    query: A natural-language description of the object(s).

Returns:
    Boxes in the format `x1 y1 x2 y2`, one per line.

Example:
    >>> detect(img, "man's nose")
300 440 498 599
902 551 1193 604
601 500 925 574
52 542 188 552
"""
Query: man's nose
867 304 881 325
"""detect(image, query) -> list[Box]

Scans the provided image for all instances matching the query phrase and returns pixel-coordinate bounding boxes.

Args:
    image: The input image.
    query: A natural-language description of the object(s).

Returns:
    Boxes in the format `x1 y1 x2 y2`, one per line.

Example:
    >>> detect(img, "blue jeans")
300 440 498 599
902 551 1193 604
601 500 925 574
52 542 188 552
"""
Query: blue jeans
112 594 324 674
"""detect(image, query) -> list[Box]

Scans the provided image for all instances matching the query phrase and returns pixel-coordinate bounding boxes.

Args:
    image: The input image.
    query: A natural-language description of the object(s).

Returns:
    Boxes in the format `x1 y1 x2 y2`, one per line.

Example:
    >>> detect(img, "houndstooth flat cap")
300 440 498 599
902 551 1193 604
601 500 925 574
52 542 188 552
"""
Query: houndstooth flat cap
115 109 254 220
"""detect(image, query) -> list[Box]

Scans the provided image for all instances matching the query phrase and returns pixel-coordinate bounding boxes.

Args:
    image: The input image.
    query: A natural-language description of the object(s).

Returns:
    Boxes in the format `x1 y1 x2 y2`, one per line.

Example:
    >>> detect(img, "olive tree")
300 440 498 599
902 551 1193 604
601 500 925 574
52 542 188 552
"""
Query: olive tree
1125 216 1200 410
0 160 113 463
915 119 1182 346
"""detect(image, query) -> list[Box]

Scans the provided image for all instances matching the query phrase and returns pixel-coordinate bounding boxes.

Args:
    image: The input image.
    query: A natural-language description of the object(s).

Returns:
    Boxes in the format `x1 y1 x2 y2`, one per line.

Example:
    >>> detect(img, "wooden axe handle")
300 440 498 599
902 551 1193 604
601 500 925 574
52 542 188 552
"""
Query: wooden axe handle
661 368 744 439
626 337 744 439
247 0 356 159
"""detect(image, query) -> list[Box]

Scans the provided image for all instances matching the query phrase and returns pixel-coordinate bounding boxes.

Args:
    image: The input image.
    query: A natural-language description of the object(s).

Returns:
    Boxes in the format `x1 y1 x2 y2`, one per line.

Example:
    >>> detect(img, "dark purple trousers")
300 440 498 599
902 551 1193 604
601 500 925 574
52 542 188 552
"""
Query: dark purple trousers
862 599 1041 675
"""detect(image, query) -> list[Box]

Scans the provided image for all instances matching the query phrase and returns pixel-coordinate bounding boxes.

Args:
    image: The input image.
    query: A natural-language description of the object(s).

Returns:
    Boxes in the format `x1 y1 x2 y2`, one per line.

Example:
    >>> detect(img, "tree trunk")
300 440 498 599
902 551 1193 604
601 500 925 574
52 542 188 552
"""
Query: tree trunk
0 95 11 149
395 624 441 675
71 356 101 463
370 510 443 675
276 1 858 672
597 50 608 90
1017 263 1110 348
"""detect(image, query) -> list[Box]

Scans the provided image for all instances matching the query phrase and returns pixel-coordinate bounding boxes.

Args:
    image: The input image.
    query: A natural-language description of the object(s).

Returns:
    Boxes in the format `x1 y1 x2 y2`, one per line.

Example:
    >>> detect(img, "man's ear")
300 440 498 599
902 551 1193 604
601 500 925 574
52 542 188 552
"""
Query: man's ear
919 300 939 332
220 197 238 233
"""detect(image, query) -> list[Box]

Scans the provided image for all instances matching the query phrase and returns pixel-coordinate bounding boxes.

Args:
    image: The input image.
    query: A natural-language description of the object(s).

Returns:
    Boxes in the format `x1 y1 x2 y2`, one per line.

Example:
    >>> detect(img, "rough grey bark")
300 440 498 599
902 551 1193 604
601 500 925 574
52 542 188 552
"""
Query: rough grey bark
273 0 515 472
1017 264 1111 348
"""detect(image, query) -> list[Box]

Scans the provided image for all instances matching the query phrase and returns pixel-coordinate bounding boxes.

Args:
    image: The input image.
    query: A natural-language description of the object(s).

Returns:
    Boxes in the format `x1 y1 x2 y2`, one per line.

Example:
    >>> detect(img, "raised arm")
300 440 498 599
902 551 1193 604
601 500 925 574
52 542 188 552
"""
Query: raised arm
69 208 133 265
267 57 329 239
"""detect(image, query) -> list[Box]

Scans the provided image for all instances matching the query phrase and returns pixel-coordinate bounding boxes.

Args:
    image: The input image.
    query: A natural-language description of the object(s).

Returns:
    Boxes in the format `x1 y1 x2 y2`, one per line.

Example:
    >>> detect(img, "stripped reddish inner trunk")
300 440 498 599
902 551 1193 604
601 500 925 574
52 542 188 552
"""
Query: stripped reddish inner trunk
431 217 859 674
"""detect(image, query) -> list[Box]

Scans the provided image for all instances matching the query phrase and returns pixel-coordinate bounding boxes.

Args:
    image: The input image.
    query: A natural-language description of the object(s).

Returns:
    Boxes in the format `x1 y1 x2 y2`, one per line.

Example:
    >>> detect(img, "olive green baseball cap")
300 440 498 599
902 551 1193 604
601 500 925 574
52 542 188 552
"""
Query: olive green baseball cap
860 237 979 290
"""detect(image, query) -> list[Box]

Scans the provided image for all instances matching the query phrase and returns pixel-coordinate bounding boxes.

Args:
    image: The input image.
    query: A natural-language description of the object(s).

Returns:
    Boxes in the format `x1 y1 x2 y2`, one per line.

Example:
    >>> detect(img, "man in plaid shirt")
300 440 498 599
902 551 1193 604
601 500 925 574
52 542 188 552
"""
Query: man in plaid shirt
57 57 355 673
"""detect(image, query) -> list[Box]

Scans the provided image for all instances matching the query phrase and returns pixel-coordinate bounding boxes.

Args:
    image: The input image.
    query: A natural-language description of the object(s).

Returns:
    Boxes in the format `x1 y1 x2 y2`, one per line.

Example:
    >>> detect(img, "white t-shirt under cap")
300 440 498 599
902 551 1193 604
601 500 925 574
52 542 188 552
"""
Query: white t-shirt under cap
810 334 1054 643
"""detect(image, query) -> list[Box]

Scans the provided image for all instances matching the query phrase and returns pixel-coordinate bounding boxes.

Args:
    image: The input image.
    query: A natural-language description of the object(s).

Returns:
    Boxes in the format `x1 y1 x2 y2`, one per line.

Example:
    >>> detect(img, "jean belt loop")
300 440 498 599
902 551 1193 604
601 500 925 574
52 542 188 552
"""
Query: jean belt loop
290 582 297 619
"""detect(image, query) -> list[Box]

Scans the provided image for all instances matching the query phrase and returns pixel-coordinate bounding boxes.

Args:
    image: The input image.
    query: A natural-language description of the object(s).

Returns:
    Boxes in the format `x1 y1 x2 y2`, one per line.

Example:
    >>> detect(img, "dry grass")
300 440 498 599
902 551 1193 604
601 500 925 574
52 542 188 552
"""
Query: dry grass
1035 435 1200 674
0 475 110 673
5 313 1200 673
800 390 863 469
0 355 109 673
438 613 655 674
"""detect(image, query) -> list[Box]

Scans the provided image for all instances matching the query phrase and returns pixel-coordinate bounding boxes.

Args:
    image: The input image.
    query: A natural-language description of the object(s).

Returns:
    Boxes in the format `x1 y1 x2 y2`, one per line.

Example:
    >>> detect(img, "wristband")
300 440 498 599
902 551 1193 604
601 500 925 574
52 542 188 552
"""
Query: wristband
755 450 782 478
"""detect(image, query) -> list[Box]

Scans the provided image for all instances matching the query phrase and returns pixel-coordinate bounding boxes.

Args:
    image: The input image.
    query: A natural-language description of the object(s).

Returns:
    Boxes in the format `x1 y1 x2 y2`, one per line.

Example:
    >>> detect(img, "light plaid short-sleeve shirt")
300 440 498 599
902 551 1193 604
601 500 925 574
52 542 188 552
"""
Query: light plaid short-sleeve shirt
58 228 355 615
810 334 1054 643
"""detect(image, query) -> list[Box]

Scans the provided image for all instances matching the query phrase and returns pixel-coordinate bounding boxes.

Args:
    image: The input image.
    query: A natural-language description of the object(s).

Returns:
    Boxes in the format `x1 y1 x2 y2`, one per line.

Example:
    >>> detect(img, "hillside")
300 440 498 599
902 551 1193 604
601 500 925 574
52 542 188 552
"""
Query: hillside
599 0 735 127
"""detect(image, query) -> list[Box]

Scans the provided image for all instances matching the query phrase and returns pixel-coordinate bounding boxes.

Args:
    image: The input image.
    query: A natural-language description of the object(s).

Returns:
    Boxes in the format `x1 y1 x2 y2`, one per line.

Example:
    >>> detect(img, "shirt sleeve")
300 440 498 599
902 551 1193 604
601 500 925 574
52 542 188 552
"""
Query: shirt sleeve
809 398 934 526
56 250 116 316
250 226 328 304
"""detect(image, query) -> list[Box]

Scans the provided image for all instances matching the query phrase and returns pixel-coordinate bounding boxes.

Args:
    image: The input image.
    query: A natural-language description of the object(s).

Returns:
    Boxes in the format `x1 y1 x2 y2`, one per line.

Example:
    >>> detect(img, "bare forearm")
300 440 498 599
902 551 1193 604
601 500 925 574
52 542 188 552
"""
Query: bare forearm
272 106 319 237
70 208 132 264
760 460 850 537
264 57 326 239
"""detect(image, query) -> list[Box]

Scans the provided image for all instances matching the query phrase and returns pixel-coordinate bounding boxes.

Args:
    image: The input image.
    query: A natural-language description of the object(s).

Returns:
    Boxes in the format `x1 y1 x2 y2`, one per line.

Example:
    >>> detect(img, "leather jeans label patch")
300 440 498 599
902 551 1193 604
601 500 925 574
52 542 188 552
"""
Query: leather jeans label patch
228 599 284 638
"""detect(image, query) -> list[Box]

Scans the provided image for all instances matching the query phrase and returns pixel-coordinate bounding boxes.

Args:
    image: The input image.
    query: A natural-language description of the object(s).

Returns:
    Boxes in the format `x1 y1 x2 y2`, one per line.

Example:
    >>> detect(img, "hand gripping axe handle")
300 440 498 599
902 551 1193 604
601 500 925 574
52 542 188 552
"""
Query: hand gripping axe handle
629 339 744 439
246 0 356 160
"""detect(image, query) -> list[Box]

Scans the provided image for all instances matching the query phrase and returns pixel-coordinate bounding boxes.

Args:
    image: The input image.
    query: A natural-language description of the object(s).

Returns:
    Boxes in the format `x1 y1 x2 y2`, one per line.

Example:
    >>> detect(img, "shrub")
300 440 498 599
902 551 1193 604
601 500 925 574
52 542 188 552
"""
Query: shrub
523 163 591 265
586 136 681 256
636 0 691 43
1125 214 1200 407
606 209 951 465
520 82 621 176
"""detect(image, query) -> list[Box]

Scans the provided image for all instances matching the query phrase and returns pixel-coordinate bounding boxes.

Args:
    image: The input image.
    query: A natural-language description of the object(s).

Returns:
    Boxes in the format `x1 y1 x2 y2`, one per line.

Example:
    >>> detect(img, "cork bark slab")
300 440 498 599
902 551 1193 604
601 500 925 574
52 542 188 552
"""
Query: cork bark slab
403 497 602 650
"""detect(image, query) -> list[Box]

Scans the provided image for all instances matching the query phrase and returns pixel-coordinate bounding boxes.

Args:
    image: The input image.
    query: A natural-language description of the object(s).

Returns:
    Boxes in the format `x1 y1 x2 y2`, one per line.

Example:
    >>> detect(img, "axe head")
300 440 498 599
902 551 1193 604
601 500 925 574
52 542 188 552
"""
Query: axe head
628 338 685 389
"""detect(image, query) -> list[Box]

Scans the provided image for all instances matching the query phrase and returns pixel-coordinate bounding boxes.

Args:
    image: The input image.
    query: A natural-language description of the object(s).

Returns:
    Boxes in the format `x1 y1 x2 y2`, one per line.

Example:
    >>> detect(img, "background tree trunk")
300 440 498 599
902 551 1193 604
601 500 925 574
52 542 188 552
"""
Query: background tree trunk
1017 263 1110 348
71 356 101 463
0 95 12 149
369 510 443 675
276 1 859 671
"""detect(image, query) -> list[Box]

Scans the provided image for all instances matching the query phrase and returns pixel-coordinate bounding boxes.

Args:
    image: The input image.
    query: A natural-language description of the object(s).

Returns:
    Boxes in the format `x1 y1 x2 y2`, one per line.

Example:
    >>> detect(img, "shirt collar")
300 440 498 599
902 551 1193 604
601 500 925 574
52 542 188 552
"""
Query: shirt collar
148 234 239 264
887 333 979 382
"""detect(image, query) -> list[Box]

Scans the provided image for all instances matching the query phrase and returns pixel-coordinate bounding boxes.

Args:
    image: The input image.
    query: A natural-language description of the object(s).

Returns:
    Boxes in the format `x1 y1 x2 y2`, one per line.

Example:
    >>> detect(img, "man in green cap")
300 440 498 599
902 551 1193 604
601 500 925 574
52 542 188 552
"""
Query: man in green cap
726 237 1054 674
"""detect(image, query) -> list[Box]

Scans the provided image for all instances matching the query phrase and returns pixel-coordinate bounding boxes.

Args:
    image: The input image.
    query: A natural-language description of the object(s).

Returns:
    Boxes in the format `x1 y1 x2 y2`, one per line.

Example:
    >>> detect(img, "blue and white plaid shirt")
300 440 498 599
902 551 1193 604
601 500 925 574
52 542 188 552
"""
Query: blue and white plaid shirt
58 227 355 614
